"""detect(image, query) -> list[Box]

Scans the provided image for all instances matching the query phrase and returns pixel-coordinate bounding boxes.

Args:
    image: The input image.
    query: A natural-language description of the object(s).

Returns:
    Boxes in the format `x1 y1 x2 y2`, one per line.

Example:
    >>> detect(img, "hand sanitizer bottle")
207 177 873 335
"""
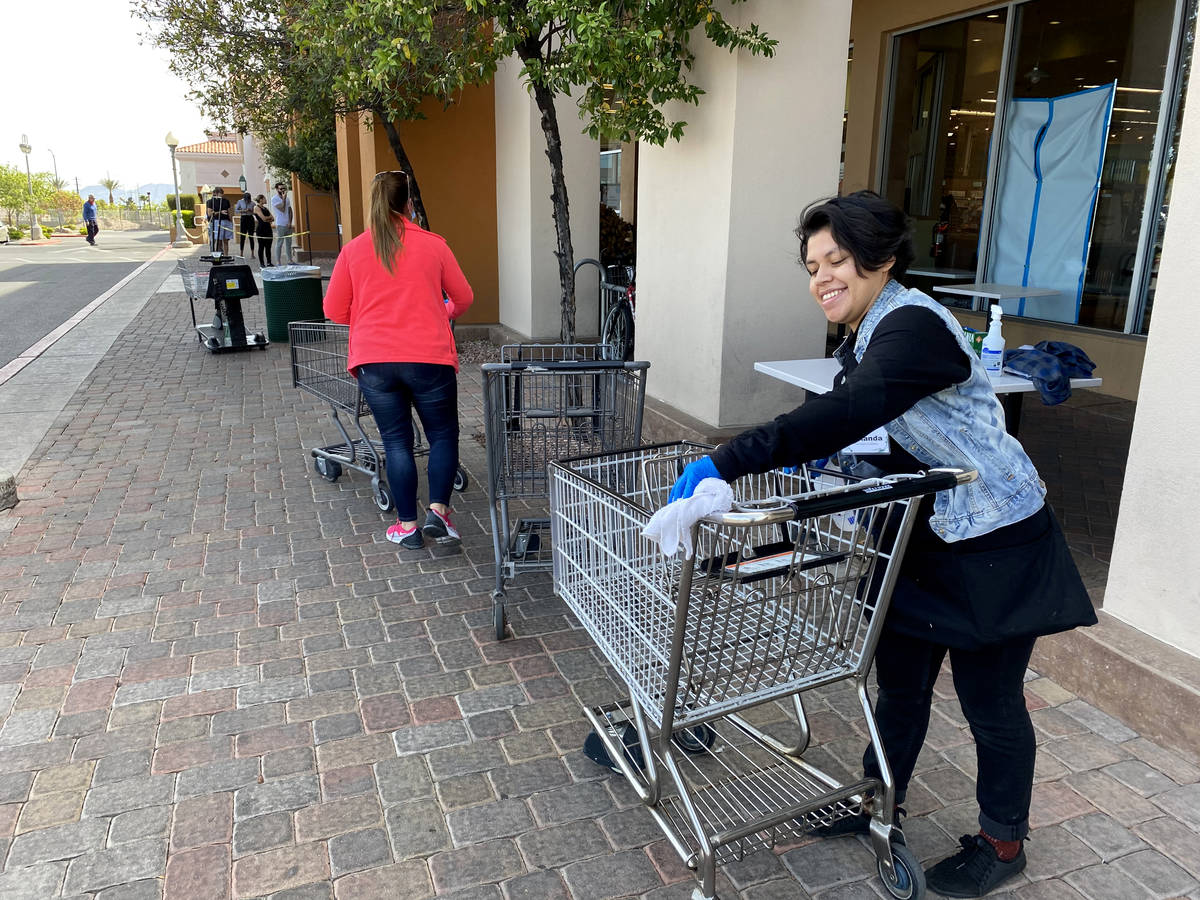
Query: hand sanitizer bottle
981 304 1006 379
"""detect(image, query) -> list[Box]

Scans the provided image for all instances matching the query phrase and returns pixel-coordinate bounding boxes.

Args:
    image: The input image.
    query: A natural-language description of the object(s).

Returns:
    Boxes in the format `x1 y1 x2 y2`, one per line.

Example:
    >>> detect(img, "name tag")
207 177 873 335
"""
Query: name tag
843 426 890 455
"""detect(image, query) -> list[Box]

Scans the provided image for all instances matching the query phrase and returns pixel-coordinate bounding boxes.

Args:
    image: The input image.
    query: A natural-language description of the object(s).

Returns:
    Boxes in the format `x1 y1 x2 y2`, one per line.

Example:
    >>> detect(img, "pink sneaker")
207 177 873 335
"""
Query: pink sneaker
386 521 424 549
422 508 460 544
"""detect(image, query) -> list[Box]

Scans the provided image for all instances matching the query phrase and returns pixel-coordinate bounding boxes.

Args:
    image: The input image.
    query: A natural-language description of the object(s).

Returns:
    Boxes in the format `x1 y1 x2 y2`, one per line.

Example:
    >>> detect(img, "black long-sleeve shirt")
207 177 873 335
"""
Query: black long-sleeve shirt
708 306 1092 648
711 307 972 480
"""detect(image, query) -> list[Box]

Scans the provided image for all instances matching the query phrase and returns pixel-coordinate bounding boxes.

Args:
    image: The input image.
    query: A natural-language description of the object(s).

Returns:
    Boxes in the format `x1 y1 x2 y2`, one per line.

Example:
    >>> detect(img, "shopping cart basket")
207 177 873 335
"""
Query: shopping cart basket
549 441 977 900
177 255 268 353
289 321 468 514
482 349 649 640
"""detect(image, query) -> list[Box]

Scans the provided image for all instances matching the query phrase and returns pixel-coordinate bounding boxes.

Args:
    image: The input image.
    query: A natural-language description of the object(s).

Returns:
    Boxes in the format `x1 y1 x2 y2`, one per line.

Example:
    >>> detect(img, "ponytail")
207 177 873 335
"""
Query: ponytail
369 170 410 274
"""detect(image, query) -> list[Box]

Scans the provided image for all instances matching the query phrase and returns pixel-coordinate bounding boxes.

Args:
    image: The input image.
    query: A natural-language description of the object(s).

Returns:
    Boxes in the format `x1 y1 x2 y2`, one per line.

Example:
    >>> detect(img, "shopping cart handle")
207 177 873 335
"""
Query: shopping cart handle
703 468 977 526
481 360 649 373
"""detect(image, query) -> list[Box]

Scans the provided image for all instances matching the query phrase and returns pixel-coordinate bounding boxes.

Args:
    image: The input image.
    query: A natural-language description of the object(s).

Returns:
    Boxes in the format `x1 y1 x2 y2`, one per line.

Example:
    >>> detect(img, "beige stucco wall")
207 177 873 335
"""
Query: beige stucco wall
637 0 852 427
494 59 536 338
1105 75 1200 658
494 59 600 341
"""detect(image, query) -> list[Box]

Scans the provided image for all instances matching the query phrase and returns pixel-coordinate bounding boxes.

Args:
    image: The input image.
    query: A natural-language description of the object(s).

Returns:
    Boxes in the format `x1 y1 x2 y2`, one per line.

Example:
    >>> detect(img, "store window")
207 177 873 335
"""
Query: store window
881 0 1190 333
881 10 1008 303
600 140 622 213
999 0 1178 330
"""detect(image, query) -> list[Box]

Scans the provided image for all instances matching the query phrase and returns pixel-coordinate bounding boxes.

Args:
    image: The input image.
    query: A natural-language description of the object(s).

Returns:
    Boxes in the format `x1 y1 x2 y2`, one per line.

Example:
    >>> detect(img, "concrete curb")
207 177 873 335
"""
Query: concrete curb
0 469 14 510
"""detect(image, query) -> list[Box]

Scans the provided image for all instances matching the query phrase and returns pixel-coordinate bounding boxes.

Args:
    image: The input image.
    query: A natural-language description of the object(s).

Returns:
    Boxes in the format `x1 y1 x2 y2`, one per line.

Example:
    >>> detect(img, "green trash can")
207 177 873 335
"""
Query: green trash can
262 265 324 342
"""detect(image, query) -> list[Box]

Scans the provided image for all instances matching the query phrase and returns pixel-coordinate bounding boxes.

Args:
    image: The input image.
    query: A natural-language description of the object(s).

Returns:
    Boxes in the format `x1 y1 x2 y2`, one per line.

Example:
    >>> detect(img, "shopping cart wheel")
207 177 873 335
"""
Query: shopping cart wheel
314 457 342 482
672 722 717 754
373 482 394 512
879 842 924 900
492 592 507 640
453 466 469 492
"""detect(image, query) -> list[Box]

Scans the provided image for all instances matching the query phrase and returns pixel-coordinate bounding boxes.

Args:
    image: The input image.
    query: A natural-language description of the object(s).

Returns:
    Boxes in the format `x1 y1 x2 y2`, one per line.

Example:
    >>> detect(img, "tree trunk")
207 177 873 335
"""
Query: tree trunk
377 113 431 230
518 40 576 343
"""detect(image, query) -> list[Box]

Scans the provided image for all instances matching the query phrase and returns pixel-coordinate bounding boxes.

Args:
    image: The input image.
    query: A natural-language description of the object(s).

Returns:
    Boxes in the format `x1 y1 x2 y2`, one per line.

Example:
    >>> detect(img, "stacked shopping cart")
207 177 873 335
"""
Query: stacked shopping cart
482 344 648 640
549 441 976 900
289 321 467 513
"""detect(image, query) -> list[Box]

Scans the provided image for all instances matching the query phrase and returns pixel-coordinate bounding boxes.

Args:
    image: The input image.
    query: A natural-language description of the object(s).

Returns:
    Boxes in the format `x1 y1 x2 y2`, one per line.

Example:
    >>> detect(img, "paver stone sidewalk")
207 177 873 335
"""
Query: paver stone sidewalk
0 260 1197 899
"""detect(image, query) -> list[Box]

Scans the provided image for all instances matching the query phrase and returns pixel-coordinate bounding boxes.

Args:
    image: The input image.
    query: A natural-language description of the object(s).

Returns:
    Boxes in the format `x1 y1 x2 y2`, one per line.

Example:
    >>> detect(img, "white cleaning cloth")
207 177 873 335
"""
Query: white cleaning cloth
642 478 734 559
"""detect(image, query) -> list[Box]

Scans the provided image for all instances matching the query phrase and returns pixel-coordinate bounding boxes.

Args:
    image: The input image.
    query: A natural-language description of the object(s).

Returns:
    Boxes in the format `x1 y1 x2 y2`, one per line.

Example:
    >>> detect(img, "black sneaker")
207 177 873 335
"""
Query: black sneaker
925 834 1026 898
810 804 906 839
582 725 645 772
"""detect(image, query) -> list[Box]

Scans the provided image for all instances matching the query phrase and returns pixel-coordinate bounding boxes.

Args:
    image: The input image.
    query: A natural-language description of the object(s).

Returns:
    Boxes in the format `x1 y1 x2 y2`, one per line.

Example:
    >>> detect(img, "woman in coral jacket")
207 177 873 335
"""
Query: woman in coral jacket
324 170 474 550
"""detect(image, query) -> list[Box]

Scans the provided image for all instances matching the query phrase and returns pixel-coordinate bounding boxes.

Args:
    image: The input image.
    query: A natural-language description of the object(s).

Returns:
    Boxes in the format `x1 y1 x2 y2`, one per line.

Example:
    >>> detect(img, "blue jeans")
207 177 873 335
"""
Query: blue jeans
356 362 459 522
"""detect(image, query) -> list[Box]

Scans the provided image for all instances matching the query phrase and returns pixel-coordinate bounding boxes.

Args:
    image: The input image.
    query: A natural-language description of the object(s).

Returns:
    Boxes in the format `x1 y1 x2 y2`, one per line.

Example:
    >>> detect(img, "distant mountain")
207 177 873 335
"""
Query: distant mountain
78 183 177 204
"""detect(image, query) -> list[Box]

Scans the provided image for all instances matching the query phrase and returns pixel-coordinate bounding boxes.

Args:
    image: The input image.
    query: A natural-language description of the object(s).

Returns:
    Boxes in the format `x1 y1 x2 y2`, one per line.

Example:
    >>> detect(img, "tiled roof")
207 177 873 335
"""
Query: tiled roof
176 139 240 155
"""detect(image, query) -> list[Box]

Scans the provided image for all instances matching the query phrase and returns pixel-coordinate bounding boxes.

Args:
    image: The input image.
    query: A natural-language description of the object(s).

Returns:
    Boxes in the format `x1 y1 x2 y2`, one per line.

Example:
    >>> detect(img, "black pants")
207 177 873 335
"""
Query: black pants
864 628 1037 841
85 220 98 243
239 215 255 256
256 232 273 267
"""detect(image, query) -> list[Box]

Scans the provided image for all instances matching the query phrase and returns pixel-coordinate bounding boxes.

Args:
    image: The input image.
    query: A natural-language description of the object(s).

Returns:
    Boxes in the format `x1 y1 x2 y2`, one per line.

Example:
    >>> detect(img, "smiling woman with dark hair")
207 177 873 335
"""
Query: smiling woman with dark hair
662 190 1097 898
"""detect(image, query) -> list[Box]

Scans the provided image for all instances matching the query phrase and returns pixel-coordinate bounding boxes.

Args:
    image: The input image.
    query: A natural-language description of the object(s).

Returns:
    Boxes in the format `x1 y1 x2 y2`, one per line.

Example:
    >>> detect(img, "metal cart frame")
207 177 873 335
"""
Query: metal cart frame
549 441 976 900
289 321 467 514
482 346 648 640
177 256 269 353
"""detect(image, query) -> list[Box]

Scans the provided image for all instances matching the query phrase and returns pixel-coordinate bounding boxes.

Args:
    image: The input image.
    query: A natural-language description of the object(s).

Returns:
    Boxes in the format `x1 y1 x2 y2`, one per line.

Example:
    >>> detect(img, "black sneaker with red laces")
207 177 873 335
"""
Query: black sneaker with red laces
925 834 1026 898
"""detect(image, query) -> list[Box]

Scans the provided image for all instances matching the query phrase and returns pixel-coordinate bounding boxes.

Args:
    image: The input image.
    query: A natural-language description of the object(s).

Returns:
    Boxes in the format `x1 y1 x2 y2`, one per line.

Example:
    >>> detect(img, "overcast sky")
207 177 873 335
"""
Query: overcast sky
4 0 215 193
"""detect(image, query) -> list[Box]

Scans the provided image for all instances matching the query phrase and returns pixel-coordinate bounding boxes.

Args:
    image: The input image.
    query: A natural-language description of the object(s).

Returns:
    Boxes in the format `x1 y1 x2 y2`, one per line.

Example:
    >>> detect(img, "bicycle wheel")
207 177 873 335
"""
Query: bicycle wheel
602 301 635 362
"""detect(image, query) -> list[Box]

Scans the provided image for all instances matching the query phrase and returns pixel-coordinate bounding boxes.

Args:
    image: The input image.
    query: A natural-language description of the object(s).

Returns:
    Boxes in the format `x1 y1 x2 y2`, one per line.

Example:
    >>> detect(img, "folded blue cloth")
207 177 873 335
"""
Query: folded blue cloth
1035 340 1096 377
1003 341 1096 406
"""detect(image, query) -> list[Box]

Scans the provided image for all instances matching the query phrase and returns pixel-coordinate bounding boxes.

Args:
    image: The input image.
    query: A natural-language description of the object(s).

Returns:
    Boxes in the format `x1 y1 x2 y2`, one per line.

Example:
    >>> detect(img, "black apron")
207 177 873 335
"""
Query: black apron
885 499 1097 650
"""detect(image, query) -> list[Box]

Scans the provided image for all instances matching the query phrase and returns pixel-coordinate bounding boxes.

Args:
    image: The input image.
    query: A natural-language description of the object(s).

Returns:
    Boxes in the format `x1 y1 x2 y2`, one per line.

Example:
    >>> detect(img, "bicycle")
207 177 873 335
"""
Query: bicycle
573 258 636 361
601 272 635 362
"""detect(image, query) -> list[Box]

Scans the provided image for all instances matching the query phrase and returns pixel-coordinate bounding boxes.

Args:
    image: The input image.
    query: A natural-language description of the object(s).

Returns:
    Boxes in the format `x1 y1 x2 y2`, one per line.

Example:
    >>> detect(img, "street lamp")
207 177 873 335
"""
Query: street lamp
18 134 43 240
48 148 62 227
165 132 191 249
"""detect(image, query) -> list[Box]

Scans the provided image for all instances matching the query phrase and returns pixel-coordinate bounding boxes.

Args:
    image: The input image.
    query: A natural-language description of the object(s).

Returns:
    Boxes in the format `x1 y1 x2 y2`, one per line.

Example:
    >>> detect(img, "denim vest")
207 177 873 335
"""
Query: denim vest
835 280 1045 542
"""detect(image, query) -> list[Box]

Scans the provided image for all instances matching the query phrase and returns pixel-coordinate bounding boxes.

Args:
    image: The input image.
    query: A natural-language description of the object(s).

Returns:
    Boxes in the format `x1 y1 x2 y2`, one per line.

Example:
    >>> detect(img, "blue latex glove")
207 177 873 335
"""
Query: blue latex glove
669 456 720 503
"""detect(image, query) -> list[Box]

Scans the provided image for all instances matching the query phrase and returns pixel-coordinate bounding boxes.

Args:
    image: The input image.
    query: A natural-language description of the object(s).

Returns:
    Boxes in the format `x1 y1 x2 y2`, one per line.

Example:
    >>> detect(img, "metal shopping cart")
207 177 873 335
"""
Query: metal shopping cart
289 321 468 513
549 441 977 900
177 255 269 353
482 345 648 640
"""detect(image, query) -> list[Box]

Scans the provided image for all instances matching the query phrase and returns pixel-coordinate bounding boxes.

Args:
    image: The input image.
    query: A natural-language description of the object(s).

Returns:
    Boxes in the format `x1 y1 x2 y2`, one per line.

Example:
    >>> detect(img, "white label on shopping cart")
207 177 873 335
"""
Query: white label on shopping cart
725 550 823 579
842 426 889 456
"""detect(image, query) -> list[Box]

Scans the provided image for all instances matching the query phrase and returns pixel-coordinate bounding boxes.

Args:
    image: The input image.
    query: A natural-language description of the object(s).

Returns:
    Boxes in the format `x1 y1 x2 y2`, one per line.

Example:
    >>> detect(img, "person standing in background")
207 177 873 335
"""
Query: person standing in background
205 187 233 256
270 181 294 265
234 191 255 258
83 195 98 245
253 195 274 268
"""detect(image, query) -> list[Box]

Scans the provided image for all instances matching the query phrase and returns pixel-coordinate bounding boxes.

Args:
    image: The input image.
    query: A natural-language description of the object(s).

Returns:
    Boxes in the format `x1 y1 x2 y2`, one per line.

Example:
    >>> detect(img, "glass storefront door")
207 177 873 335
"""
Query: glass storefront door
879 0 1188 333
881 9 1008 304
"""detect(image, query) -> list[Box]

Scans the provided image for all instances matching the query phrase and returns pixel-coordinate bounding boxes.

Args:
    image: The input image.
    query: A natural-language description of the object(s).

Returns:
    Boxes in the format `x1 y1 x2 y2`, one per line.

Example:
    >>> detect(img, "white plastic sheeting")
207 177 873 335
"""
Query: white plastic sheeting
988 83 1116 323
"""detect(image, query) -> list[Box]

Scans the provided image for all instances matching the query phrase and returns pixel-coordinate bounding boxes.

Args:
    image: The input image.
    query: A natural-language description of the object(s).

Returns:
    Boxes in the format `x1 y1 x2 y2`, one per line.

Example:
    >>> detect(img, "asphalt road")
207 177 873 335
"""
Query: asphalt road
0 230 168 368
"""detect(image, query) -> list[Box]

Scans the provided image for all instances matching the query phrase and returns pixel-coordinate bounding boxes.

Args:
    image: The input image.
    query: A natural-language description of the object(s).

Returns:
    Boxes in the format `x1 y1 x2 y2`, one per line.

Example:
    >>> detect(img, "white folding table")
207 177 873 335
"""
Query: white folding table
932 282 1060 313
754 357 1102 435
